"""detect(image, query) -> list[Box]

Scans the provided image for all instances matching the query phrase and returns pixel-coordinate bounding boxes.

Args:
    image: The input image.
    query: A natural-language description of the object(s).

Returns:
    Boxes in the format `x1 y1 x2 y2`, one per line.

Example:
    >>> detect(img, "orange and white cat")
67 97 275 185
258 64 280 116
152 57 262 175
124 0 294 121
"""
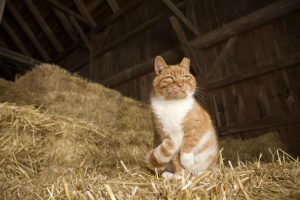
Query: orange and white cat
145 56 218 178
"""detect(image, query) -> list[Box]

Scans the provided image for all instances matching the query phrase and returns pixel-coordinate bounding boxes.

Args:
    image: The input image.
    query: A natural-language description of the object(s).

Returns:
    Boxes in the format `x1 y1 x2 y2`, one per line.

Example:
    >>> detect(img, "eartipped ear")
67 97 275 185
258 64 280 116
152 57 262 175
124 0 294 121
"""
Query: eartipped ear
180 57 190 71
155 56 169 75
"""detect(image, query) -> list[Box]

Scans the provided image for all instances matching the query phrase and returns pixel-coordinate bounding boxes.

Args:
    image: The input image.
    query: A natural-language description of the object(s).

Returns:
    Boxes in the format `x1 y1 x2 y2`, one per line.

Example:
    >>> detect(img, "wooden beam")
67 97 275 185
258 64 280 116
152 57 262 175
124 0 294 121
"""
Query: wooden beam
1 19 32 56
6 1 51 61
87 0 105 12
24 0 63 53
69 16 91 49
0 47 42 66
53 8 78 42
205 36 238 80
169 15 202 76
205 53 300 90
47 0 90 26
219 112 300 135
95 15 162 57
73 0 96 27
94 2 185 56
102 48 183 87
160 0 199 36
0 0 6 22
95 0 145 32
191 0 300 48
99 0 300 87
184 0 197 26
106 0 119 13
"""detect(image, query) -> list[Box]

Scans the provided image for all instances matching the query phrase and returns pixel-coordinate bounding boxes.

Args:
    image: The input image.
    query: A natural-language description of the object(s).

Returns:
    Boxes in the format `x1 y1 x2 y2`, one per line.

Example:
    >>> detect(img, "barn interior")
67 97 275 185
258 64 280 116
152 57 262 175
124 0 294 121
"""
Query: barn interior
0 0 300 199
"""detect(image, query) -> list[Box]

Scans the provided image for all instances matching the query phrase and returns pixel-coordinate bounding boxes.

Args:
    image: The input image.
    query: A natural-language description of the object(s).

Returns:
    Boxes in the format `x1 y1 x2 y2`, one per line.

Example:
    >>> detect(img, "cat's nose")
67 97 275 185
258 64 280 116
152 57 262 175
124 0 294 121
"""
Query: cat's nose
177 82 184 87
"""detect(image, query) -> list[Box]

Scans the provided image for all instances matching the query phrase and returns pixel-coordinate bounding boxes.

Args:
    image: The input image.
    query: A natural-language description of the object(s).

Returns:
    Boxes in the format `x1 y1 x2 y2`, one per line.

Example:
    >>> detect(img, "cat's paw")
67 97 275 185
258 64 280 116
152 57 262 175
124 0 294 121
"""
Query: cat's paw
145 150 166 172
181 153 194 169
161 172 182 180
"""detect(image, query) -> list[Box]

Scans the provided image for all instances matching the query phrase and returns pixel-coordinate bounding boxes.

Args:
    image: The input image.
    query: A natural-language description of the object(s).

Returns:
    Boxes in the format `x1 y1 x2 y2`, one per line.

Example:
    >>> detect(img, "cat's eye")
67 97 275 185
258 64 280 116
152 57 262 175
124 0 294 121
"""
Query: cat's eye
164 76 174 81
182 75 190 80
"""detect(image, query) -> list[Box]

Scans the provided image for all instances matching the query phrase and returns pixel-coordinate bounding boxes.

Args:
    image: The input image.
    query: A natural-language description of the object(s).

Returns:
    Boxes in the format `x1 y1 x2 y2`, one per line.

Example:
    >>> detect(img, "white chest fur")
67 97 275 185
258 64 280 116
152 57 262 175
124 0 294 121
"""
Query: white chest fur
151 96 194 150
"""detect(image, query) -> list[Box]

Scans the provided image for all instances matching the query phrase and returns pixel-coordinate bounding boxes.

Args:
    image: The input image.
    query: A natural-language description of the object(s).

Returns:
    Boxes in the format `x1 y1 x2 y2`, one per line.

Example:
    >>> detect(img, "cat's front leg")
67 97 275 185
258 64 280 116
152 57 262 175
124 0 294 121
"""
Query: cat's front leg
145 137 176 171
180 130 199 169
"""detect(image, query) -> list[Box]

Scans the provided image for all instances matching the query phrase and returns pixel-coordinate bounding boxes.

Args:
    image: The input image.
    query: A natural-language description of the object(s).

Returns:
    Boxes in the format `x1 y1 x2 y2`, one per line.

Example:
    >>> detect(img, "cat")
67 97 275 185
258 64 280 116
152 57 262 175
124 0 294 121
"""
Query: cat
145 56 218 178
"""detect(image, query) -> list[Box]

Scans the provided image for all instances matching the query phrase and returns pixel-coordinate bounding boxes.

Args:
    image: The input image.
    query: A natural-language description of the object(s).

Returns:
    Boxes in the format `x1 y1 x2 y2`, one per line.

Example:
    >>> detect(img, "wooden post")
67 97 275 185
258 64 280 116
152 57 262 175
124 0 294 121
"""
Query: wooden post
205 36 238 80
24 0 63 53
160 0 199 36
0 0 6 23
6 1 50 61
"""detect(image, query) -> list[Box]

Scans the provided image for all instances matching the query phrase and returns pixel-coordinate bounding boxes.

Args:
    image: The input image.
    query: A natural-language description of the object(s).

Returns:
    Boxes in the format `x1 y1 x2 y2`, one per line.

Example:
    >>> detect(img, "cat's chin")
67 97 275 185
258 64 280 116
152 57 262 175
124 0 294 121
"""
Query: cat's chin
162 91 194 100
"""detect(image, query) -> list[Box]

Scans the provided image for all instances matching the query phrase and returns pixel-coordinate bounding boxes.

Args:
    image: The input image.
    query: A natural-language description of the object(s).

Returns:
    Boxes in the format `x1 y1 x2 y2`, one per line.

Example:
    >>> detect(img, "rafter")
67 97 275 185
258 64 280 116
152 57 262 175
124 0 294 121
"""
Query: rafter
160 0 199 36
24 0 63 53
48 0 90 27
106 0 119 13
0 47 41 66
169 15 201 75
69 16 91 49
52 8 78 42
73 0 96 27
6 1 50 61
0 0 6 22
1 19 32 56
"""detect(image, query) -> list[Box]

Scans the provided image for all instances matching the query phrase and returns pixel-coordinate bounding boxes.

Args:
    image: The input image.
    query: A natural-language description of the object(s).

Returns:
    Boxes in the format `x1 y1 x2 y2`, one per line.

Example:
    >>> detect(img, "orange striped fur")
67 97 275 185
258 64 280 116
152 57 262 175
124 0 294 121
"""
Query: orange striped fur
145 56 218 177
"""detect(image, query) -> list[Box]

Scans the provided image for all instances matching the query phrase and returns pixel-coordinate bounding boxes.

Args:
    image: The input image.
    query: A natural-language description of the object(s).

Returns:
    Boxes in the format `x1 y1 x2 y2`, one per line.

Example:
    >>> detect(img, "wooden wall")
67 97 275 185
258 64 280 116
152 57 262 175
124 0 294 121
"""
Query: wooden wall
86 0 300 154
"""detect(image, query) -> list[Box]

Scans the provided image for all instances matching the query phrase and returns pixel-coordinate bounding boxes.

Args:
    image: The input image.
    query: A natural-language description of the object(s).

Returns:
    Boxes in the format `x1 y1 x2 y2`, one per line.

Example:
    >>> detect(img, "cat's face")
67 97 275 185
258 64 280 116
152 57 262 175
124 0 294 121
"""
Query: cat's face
153 56 196 100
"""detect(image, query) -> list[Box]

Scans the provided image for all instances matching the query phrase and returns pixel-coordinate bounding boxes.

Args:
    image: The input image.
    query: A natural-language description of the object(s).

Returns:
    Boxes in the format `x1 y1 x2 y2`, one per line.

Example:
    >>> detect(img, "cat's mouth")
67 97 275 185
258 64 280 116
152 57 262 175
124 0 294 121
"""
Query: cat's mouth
165 88 194 100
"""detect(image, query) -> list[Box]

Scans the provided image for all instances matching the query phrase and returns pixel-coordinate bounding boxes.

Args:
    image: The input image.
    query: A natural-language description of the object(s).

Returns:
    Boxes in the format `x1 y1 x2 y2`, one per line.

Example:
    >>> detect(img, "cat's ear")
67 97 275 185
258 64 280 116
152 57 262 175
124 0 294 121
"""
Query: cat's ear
155 56 168 75
180 57 190 71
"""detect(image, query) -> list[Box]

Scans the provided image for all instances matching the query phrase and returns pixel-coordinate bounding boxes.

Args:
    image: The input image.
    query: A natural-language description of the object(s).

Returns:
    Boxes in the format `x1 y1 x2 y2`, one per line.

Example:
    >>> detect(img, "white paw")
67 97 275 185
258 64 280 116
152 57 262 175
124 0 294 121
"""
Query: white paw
181 153 194 169
161 172 174 179
161 172 182 180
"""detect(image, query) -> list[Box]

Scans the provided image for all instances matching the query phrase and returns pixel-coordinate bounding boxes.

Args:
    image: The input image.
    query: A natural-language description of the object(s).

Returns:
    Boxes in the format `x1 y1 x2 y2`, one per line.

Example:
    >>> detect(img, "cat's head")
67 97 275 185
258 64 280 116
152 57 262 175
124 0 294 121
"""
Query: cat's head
152 56 196 100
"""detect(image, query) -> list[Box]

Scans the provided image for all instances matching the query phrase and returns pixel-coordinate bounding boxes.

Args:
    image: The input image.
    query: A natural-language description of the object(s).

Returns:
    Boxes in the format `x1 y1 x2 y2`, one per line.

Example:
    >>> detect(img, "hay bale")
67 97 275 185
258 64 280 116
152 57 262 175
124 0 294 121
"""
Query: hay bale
220 132 288 163
2 64 152 132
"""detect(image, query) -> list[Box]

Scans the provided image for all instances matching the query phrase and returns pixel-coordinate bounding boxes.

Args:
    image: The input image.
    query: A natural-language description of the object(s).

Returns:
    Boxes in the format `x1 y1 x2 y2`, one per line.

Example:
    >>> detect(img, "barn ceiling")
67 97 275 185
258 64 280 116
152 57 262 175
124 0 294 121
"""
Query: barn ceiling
0 0 138 62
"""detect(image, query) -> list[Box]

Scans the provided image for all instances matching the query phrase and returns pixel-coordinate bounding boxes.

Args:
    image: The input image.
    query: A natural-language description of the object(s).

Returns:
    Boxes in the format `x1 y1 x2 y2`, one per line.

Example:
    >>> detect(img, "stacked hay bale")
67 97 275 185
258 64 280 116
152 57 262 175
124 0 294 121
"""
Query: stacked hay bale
0 64 153 174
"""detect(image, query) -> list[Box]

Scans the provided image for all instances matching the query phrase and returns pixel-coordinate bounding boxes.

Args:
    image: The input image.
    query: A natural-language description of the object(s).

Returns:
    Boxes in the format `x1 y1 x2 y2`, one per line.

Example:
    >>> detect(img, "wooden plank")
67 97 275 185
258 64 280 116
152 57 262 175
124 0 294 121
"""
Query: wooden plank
48 0 90 26
0 47 41 66
95 15 161 57
1 19 31 56
184 0 197 27
87 0 105 12
95 0 145 32
205 36 238 80
24 0 63 53
69 16 91 49
73 0 96 27
106 0 119 13
102 48 183 87
206 53 300 90
94 2 185 56
53 8 78 42
191 0 300 48
169 15 202 76
6 1 50 61
161 0 199 36
100 0 300 87
219 112 300 135
0 0 6 22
